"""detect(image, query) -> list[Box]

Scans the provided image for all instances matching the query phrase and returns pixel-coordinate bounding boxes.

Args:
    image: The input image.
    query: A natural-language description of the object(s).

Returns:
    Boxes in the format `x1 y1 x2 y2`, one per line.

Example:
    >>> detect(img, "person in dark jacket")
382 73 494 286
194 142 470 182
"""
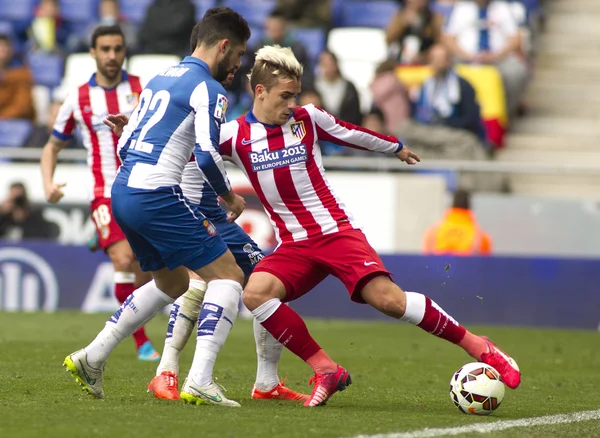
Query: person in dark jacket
314 50 362 126
137 0 196 58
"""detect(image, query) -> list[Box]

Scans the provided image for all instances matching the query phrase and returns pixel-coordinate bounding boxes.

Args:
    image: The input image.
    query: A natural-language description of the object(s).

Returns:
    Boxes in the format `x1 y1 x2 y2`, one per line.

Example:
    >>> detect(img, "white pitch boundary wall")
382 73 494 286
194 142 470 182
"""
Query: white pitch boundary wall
0 163 447 253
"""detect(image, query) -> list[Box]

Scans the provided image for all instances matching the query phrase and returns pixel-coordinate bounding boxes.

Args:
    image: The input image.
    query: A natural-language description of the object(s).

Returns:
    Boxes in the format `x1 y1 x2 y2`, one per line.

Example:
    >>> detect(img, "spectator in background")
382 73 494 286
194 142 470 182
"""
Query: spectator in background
137 0 196 58
0 34 35 120
386 0 444 64
314 50 362 125
28 0 68 53
406 43 487 159
423 188 492 256
276 0 332 29
298 88 323 108
370 60 411 135
67 0 138 53
0 182 58 240
442 0 529 120
247 10 314 90
362 107 389 135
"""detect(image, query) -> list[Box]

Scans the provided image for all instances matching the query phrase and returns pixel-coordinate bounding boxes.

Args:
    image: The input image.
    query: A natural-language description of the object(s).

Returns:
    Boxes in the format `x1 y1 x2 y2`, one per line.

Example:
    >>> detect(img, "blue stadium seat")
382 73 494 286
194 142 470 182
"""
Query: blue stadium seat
0 0 37 22
0 119 33 148
432 1 455 25
248 26 264 50
27 52 65 88
192 0 218 21
222 0 276 27
339 1 399 28
292 28 326 67
120 0 154 25
59 0 99 23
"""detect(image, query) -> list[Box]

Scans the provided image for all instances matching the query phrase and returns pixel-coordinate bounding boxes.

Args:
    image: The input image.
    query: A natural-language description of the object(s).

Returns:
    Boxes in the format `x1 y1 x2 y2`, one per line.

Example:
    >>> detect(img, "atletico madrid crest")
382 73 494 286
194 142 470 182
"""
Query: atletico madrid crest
290 121 306 141
126 93 139 106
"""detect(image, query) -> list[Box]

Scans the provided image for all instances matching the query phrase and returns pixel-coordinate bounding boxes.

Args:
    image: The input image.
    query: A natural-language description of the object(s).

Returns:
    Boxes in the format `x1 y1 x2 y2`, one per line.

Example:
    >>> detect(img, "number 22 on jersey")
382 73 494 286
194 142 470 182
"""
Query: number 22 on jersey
129 89 171 154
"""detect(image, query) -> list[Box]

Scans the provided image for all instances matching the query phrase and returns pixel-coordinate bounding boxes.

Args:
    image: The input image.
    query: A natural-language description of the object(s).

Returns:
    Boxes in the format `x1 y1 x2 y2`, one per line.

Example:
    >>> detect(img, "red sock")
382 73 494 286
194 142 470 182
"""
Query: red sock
261 303 322 362
115 280 149 349
417 295 466 344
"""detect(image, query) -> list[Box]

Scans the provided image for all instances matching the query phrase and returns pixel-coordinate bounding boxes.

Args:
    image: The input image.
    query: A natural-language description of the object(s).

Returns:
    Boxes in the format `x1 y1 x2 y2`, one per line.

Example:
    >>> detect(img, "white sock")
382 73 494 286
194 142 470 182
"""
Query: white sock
84 281 174 368
188 279 243 386
400 292 426 325
156 279 207 376
253 317 282 391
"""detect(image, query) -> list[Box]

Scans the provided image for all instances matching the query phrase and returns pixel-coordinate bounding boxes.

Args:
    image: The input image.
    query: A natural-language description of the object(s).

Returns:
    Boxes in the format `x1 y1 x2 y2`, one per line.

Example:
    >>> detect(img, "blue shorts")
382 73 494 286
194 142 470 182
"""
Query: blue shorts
210 216 264 277
111 185 228 272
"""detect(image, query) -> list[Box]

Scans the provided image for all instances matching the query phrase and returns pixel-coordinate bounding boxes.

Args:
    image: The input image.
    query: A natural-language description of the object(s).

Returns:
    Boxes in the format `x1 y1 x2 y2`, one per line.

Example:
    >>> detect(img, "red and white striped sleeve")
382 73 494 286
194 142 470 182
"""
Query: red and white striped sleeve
51 91 77 141
218 119 239 160
306 104 403 154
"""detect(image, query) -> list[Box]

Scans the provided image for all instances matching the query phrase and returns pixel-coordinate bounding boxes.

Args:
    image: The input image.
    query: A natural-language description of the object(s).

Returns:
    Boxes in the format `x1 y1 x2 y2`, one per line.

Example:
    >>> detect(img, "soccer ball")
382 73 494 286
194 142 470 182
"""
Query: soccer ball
449 362 505 415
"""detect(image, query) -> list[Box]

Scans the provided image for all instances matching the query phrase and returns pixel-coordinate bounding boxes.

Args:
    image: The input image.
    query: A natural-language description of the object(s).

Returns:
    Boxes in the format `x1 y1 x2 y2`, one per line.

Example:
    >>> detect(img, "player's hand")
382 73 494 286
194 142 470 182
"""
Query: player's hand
104 113 129 137
45 182 66 203
395 145 420 165
221 192 246 222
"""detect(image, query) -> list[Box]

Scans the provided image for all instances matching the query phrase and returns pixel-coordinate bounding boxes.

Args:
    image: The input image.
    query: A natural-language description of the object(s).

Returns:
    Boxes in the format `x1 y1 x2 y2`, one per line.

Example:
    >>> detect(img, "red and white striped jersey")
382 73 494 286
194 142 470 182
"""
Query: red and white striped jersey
220 104 402 244
52 71 142 200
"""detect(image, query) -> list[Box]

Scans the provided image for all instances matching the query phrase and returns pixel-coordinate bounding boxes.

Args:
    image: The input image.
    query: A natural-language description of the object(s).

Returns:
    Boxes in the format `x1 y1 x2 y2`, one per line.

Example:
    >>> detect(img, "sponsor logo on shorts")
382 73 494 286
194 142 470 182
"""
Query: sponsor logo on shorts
243 243 264 265
203 220 217 236
248 144 307 172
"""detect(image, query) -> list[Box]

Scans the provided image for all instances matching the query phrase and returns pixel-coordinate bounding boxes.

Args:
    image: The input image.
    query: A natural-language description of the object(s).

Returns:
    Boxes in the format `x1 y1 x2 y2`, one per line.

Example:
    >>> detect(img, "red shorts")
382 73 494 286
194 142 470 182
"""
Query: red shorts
254 229 391 303
90 197 126 251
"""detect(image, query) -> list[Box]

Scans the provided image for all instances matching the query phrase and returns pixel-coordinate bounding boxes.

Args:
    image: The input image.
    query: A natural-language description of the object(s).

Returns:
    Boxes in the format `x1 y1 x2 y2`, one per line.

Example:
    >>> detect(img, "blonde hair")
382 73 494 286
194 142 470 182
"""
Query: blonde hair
248 45 303 93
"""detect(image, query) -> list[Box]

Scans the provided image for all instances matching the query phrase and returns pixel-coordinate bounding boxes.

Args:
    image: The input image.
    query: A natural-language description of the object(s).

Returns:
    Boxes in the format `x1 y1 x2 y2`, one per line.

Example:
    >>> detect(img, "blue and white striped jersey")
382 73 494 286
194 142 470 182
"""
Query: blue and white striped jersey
114 56 231 211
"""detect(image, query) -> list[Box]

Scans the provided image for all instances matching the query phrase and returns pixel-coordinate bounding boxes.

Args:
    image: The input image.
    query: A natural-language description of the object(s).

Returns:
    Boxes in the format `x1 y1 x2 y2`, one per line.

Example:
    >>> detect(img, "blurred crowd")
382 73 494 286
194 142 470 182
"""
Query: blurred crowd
0 0 544 162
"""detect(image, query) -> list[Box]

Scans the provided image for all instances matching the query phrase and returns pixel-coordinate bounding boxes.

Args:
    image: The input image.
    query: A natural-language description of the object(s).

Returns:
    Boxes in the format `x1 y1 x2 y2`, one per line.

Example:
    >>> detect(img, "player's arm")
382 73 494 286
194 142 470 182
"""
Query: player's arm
309 105 420 165
191 83 245 221
40 97 76 203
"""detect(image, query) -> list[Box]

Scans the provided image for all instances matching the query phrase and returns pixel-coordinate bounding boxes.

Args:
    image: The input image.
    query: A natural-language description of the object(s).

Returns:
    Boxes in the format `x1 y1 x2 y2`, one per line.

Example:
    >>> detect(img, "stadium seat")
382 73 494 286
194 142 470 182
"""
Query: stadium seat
192 0 218 21
27 52 65 88
292 28 326 67
0 0 37 22
431 1 455 24
248 26 264 51
337 60 376 112
222 0 276 27
327 28 388 64
62 53 129 90
0 21 14 38
128 54 181 87
120 0 154 25
338 1 399 28
0 119 33 148
59 0 99 23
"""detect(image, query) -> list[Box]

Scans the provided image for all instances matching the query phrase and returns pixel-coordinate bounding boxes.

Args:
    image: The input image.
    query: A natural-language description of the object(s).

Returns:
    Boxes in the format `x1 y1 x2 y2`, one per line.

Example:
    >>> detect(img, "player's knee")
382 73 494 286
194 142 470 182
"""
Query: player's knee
365 283 407 319
111 253 135 272
242 288 262 311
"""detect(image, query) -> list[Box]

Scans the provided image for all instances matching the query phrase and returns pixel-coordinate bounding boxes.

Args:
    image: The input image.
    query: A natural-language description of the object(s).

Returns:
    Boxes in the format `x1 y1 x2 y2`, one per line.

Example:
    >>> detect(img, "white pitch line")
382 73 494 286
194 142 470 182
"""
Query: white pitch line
350 409 600 438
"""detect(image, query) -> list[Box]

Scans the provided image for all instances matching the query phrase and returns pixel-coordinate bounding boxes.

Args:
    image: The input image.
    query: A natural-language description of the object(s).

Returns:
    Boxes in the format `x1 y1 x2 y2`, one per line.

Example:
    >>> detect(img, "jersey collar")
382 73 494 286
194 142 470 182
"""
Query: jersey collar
245 106 293 128
88 70 129 89
181 56 210 73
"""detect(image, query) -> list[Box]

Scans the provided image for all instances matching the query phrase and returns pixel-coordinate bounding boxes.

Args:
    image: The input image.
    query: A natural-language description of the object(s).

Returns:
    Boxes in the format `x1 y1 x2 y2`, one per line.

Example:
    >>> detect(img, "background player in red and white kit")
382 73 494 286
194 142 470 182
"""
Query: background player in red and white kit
220 45 522 407
40 25 159 361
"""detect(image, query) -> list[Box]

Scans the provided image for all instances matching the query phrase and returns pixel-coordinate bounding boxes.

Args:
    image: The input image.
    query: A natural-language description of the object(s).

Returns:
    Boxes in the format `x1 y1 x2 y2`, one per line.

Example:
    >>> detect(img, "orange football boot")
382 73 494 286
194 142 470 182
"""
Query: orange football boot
251 378 310 402
147 371 180 400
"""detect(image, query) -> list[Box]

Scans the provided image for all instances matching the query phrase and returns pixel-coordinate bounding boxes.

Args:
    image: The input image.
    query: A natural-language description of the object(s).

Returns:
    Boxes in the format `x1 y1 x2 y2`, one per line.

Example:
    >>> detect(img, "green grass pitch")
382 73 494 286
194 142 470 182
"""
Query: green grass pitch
1 312 600 437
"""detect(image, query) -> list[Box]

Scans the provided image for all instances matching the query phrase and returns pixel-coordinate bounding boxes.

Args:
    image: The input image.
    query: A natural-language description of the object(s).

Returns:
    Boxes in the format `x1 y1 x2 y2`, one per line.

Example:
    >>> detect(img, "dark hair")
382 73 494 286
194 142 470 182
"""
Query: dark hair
90 24 125 49
190 7 251 52
0 34 11 44
268 9 287 20
366 106 385 123
452 189 471 210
